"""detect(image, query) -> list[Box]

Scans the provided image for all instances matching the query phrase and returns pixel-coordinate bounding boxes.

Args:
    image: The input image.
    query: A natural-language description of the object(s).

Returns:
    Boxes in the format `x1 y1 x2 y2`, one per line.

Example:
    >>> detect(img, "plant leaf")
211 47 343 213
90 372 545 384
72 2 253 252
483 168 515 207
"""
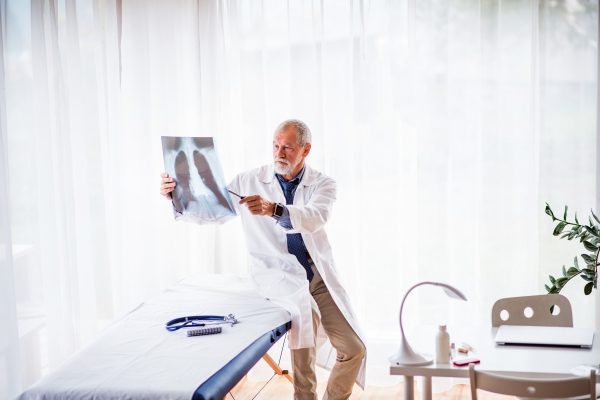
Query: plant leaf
568 231 577 240
545 203 555 220
564 205 568 220
575 212 579 224
545 284 551 293
585 282 594 295
592 209 600 225
562 265 567 276
556 277 568 286
574 257 580 270
561 233 570 239
553 222 567 236
584 241 598 252
582 253 596 264
582 274 594 282
567 267 579 277
584 226 600 237
549 275 556 284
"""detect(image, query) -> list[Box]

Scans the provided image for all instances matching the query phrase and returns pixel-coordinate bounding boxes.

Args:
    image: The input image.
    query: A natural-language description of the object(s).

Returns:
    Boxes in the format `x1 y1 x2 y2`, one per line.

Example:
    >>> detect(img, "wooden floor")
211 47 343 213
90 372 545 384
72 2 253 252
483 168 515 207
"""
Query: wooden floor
228 376 516 400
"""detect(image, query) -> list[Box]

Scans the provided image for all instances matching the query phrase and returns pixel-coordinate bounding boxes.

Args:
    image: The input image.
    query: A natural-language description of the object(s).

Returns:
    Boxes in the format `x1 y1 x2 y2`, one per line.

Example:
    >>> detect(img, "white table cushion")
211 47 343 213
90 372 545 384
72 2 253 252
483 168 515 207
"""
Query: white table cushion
16 274 290 400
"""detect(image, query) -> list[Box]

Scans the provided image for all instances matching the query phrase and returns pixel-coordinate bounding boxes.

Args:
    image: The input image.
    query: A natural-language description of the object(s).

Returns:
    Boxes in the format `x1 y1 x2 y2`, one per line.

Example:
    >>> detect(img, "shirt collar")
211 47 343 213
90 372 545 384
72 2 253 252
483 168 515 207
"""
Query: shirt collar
275 165 306 186
259 163 316 186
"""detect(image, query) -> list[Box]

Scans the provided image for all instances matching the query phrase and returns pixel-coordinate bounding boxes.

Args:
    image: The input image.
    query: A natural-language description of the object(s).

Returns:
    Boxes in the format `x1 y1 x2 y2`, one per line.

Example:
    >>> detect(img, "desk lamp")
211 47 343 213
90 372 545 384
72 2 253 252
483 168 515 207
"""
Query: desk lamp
388 281 467 366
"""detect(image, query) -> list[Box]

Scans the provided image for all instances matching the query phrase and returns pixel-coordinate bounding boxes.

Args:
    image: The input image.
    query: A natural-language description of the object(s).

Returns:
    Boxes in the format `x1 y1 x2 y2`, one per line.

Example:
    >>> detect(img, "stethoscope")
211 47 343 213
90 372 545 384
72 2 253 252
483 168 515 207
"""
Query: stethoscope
165 314 238 331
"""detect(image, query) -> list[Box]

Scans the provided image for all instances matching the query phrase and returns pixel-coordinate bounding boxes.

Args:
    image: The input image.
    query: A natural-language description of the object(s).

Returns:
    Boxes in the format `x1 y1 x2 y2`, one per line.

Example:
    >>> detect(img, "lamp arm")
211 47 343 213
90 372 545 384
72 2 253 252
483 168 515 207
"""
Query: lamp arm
398 281 440 339
391 281 466 366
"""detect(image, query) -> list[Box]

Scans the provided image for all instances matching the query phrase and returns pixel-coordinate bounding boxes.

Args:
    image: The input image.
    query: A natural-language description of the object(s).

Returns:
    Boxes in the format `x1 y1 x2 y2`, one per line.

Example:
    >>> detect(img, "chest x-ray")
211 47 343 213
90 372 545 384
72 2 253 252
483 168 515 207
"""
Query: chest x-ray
161 137 236 219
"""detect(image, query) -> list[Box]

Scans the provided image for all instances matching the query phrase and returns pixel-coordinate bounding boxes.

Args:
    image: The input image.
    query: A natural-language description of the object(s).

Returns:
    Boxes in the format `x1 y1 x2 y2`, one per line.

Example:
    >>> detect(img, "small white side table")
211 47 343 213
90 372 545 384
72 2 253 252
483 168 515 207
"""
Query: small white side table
390 325 600 400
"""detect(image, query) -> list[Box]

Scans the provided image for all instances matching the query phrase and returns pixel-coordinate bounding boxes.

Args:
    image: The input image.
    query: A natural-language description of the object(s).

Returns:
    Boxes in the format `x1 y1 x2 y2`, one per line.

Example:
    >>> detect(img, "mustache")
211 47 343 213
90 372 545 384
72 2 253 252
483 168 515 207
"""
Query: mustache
274 158 290 165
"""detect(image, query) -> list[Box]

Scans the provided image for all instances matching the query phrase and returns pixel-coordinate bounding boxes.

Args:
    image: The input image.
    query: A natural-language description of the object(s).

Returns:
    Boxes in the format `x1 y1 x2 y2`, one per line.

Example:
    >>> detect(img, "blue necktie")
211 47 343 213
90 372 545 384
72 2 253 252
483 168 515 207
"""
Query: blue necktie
281 182 313 282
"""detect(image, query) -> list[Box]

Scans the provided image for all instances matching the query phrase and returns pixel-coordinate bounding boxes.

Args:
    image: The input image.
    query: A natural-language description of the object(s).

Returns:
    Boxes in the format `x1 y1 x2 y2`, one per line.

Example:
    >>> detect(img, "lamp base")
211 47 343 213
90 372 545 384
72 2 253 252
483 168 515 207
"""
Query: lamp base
388 349 434 366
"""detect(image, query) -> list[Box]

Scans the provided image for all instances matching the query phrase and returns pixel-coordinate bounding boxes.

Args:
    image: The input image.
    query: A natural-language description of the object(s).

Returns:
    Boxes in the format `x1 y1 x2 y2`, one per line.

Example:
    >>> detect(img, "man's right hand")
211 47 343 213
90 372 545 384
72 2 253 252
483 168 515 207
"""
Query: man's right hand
160 173 176 200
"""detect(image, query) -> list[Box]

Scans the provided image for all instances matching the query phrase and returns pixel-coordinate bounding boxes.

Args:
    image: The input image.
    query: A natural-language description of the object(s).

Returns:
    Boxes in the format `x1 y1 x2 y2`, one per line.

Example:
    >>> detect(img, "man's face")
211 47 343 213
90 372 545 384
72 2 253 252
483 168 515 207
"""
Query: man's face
273 128 307 175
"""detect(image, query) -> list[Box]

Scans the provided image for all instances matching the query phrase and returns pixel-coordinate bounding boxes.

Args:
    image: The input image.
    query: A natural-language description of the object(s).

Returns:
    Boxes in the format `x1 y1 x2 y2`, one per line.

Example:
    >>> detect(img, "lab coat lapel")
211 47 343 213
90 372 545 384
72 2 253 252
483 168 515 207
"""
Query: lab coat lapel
272 179 285 204
292 164 315 207
258 164 286 204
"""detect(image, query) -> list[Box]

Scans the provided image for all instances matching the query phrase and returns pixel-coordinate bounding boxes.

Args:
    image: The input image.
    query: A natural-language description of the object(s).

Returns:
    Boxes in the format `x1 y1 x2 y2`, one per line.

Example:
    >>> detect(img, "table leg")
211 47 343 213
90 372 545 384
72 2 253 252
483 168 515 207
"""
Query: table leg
262 354 293 384
421 376 432 400
404 376 414 400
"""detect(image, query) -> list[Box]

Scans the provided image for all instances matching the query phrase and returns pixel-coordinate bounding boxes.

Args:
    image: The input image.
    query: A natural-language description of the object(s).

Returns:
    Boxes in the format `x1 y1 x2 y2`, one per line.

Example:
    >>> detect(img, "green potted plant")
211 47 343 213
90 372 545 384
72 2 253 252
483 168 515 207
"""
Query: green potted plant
544 203 599 296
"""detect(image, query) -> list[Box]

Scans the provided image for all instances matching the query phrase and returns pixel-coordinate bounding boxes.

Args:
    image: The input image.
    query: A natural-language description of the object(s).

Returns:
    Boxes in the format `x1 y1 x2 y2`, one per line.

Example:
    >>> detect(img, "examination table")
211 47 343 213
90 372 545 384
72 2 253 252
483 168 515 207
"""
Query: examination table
16 274 291 400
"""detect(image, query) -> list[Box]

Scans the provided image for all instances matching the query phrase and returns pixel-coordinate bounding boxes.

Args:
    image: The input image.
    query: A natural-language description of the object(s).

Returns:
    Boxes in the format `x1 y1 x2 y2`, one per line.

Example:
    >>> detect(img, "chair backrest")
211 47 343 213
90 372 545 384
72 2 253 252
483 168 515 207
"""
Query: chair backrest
491 294 573 327
469 364 596 400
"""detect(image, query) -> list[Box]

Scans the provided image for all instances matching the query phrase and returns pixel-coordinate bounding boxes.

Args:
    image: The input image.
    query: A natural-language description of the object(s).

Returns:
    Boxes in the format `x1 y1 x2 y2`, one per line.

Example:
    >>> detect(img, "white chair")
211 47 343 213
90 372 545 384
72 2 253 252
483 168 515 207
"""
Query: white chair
491 294 573 327
489 295 597 399
469 364 596 400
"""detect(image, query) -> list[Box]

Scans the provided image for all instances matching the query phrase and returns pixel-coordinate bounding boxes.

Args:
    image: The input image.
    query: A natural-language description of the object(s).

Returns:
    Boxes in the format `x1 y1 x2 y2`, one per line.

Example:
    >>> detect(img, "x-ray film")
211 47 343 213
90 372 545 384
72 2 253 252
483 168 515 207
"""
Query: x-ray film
161 137 236 220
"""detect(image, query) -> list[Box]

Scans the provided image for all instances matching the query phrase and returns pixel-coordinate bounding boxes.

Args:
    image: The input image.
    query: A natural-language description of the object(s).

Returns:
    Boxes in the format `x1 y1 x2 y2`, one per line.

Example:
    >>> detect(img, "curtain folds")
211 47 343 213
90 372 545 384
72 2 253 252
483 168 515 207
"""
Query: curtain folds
1 0 598 396
0 0 21 397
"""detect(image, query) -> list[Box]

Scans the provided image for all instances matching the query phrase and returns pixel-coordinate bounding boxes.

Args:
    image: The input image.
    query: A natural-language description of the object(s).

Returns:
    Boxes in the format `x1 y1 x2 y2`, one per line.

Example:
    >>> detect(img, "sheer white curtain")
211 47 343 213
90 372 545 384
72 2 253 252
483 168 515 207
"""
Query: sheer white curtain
1 0 597 397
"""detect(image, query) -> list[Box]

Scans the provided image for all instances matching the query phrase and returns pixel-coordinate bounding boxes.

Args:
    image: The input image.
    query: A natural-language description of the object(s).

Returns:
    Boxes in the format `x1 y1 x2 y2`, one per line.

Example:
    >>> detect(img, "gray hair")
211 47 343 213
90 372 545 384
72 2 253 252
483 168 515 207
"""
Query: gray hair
276 119 312 148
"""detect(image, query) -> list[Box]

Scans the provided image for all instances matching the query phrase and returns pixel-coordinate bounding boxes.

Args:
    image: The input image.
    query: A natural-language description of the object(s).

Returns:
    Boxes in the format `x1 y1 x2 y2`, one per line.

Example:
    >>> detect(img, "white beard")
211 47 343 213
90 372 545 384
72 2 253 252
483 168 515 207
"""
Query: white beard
274 159 293 175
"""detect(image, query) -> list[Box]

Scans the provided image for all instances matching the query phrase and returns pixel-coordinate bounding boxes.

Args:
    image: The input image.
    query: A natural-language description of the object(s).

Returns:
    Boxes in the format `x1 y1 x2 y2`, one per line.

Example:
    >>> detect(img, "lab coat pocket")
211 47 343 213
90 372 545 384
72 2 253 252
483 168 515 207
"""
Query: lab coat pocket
249 254 285 295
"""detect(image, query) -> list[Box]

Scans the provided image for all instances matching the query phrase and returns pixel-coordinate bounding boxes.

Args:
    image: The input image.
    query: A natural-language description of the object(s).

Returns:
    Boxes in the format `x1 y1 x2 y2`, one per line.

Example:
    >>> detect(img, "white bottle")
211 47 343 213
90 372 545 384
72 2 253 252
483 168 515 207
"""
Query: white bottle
436 325 450 364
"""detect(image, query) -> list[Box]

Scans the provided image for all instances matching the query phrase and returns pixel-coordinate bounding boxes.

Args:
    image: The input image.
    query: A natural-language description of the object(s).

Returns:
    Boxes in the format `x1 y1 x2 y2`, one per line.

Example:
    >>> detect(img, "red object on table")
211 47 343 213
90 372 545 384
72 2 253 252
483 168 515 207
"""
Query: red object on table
453 357 480 366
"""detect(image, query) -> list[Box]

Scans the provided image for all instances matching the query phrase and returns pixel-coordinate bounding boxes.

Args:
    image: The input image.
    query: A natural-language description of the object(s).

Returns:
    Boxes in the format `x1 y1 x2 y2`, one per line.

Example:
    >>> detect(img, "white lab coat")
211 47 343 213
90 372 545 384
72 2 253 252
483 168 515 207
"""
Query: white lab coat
173 163 366 388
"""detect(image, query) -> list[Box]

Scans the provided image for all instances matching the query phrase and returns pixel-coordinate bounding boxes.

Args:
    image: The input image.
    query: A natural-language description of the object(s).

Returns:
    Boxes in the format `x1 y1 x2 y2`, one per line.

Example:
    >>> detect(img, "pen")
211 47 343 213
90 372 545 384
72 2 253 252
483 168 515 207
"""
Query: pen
228 190 245 199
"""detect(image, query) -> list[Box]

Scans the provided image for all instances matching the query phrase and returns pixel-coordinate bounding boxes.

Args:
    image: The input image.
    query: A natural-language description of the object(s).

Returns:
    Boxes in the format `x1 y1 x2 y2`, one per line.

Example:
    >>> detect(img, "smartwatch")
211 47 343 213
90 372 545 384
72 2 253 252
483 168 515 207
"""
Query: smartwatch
273 203 285 219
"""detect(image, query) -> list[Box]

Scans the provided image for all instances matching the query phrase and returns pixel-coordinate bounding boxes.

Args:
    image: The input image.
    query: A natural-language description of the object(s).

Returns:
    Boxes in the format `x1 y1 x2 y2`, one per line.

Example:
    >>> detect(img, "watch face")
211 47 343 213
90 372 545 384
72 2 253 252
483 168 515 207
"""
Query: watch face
275 204 284 217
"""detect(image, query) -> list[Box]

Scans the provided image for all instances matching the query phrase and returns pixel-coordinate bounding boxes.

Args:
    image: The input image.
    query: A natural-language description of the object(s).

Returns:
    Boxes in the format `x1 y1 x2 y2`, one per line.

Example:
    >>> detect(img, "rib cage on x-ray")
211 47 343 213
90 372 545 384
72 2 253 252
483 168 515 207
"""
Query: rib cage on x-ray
161 137 236 220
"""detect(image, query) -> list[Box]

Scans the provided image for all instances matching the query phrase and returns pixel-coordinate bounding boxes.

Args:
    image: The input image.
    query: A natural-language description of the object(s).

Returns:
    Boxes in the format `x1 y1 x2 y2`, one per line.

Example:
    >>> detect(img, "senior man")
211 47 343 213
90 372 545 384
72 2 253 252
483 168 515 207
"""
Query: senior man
159 120 366 400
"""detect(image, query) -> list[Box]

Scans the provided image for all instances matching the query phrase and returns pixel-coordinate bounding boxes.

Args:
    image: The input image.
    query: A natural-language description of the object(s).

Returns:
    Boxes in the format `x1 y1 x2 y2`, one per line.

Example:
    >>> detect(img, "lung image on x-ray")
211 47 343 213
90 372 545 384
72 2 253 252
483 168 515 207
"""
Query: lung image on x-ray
161 137 236 220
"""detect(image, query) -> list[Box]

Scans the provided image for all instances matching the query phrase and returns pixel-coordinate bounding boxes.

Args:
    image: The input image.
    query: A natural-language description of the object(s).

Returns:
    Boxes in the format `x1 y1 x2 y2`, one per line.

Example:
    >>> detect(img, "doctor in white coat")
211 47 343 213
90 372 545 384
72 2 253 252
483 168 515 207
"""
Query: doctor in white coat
160 120 366 400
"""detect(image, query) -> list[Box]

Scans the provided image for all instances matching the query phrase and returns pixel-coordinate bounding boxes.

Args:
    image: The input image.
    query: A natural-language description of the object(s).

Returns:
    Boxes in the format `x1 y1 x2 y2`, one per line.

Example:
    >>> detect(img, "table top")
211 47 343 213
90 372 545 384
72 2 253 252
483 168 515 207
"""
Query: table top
390 325 600 380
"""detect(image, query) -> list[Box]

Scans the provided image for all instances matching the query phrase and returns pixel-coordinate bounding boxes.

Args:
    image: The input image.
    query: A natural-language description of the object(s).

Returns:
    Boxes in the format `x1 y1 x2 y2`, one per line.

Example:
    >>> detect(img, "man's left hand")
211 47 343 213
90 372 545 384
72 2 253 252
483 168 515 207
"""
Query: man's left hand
239 195 276 216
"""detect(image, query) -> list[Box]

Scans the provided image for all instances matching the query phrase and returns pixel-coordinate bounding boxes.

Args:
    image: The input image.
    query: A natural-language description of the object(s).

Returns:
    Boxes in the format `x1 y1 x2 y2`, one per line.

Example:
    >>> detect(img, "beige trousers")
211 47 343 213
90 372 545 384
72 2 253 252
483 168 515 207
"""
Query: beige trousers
291 258 365 400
